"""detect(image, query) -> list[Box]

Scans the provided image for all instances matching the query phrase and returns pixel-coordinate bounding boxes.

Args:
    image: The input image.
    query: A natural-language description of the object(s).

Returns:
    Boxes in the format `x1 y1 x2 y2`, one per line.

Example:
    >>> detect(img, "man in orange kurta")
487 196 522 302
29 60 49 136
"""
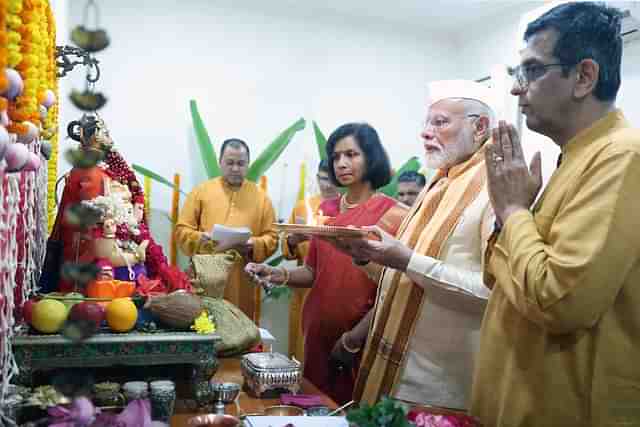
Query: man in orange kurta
472 4 640 426
282 159 339 361
175 139 277 322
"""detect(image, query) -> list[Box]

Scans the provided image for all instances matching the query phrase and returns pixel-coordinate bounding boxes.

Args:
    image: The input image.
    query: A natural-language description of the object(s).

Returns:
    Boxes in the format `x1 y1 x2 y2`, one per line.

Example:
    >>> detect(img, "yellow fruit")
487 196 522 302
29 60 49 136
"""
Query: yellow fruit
105 298 138 332
31 299 68 333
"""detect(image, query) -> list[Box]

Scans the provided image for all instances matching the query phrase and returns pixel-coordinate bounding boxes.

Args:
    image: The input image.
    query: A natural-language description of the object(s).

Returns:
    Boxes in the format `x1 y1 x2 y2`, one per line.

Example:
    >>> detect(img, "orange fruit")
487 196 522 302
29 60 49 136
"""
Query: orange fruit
105 298 138 332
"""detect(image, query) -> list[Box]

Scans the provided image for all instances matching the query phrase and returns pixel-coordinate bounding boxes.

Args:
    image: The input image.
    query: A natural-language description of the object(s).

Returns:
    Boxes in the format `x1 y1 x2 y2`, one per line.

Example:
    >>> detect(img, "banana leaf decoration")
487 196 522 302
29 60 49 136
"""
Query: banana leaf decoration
312 121 328 161
245 118 306 182
133 104 305 201
132 164 186 196
379 156 422 197
189 99 222 179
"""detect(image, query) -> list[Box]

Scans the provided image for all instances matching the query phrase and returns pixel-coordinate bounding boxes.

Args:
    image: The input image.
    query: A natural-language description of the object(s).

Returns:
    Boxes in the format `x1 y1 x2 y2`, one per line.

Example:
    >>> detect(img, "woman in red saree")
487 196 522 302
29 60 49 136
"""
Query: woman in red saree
246 123 407 404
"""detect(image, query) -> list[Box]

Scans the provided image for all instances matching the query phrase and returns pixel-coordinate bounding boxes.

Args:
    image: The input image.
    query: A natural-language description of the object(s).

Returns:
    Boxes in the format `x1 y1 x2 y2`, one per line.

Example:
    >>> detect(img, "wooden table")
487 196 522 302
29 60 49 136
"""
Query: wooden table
170 358 338 426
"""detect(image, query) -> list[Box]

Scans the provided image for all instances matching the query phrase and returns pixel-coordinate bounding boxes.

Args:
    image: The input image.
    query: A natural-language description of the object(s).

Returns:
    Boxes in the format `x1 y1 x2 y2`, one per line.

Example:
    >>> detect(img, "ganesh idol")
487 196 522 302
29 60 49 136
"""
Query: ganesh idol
41 113 190 294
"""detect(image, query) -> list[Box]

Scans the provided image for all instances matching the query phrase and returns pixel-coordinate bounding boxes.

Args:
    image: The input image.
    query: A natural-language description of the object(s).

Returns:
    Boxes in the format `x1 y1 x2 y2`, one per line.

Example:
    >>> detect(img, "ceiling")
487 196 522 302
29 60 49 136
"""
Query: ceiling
240 1 640 34
260 0 547 32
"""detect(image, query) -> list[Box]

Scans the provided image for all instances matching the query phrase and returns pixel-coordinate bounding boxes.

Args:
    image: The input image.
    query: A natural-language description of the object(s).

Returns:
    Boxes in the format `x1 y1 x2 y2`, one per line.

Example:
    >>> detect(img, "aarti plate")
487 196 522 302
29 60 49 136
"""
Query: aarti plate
273 223 368 238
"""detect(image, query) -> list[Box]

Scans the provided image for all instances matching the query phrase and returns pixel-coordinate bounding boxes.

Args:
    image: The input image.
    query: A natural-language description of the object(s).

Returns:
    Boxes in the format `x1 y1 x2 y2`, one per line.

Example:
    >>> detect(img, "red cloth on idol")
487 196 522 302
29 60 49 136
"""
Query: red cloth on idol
58 167 110 293
302 195 402 404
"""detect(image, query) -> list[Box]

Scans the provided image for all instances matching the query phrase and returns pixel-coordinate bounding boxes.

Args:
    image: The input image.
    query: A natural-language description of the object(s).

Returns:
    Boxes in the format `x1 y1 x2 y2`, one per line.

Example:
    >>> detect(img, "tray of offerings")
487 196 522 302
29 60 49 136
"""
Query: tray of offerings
273 223 369 239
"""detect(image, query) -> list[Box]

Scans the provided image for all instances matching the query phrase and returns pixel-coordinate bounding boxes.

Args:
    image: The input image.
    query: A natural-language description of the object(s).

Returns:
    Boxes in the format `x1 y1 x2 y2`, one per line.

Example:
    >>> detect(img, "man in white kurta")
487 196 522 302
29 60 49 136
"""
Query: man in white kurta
329 80 496 409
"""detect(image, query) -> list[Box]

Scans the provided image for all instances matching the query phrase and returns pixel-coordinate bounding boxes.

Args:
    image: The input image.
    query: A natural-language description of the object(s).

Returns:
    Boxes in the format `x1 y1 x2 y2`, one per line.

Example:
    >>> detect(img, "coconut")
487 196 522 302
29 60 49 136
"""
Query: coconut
145 291 204 329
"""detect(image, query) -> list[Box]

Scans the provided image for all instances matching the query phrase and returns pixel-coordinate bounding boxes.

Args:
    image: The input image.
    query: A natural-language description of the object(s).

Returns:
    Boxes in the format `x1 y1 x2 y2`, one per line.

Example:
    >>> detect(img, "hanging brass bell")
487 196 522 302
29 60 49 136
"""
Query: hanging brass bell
70 0 110 53
69 88 108 111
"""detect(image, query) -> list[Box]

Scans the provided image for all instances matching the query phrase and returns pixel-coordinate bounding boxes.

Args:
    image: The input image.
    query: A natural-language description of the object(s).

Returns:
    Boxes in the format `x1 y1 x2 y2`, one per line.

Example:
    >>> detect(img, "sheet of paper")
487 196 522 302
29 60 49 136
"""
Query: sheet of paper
211 224 251 251
244 416 349 427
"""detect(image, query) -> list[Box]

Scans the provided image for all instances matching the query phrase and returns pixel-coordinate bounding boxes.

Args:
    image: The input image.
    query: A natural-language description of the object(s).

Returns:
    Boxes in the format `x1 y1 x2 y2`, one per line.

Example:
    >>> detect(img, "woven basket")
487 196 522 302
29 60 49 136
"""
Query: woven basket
189 251 241 298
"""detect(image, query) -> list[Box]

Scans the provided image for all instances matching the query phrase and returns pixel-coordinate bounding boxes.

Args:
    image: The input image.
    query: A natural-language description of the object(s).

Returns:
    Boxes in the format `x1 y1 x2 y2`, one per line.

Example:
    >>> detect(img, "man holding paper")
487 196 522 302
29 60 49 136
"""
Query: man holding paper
176 138 277 322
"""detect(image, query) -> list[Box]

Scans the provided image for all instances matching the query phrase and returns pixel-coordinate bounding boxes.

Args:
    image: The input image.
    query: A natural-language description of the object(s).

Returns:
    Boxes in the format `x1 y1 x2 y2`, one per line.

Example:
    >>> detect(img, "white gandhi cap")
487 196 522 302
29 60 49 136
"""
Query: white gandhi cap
426 79 497 114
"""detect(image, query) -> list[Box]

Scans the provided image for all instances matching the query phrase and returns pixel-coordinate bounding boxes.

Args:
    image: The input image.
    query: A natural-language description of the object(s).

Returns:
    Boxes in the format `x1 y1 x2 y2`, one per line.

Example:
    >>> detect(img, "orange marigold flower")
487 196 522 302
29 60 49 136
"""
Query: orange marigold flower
7 122 28 135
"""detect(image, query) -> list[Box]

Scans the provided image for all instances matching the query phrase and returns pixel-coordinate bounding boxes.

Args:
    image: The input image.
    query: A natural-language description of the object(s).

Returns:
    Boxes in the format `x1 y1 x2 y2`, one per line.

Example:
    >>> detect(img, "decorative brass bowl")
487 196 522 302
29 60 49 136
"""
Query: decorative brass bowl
263 405 305 416
186 413 241 426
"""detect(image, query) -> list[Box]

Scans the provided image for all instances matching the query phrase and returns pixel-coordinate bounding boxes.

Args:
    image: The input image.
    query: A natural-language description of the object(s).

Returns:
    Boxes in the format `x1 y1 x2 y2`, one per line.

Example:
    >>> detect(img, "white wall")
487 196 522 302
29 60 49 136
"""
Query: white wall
59 0 459 224
618 41 640 125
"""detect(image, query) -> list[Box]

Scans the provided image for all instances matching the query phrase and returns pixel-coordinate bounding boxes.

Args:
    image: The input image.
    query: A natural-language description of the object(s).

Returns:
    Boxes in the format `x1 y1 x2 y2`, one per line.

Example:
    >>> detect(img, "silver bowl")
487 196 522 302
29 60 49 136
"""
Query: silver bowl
210 382 241 403
209 381 241 415
263 405 305 416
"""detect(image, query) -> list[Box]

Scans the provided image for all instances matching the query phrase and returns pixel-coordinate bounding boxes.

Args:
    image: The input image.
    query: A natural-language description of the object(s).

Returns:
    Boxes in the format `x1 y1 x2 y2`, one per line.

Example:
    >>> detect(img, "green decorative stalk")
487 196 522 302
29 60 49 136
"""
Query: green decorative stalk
246 118 306 182
189 99 222 179
312 121 328 161
379 156 421 197
132 164 186 195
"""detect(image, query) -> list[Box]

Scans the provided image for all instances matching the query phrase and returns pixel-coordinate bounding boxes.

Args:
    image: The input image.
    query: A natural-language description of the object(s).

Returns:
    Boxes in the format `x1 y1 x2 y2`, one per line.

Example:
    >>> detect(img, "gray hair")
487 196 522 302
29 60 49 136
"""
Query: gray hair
457 98 495 143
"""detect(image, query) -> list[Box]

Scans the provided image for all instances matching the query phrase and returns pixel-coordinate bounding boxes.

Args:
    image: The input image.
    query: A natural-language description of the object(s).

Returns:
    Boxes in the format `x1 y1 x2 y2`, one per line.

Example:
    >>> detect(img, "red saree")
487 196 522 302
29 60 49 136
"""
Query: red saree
302 194 407 404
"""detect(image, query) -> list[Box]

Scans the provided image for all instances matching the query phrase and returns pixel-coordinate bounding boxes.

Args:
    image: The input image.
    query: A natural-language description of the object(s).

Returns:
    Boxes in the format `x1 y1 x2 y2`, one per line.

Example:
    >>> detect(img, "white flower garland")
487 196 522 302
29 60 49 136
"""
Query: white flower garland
0 159 47 426
82 193 137 229
0 174 21 427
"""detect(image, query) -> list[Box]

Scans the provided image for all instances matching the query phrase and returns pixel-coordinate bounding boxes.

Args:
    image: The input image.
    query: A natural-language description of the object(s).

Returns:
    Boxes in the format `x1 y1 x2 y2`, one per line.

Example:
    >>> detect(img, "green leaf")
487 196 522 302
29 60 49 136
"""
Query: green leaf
190 99 222 179
266 255 284 266
347 397 410 427
379 156 421 197
132 164 186 195
246 118 306 182
312 121 328 161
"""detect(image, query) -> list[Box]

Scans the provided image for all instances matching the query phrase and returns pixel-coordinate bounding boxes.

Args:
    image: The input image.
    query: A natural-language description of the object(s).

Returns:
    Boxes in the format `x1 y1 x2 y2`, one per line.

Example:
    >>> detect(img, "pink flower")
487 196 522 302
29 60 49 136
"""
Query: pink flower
408 410 480 427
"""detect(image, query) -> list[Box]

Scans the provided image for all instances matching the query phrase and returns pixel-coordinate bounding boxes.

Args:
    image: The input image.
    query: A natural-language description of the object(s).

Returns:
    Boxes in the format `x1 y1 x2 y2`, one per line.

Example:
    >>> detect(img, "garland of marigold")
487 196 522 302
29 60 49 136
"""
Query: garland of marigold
44 2 57 231
12 0 45 128
2 0 58 230
0 0 9 93
6 0 22 69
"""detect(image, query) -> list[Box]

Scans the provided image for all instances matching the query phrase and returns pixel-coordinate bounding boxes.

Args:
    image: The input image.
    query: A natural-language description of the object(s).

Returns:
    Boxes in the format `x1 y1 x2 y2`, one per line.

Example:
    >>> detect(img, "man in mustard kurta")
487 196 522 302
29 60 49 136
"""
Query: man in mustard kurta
282 159 338 362
471 3 640 426
176 139 277 323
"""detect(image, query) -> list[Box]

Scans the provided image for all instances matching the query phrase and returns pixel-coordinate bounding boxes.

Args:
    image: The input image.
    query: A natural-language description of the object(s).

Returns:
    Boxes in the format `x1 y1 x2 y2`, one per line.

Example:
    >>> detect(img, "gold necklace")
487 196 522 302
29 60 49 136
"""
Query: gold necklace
340 192 377 211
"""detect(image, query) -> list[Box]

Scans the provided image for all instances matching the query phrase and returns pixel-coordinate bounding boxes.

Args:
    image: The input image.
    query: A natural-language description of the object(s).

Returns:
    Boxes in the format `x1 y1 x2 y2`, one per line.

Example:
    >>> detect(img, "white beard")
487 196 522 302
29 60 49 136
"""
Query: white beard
424 133 476 170
424 149 450 170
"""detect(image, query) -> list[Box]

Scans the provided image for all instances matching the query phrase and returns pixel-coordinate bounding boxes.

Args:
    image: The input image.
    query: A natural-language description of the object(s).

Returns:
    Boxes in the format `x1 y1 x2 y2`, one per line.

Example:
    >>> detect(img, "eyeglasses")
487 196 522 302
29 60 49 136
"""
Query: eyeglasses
423 114 480 132
508 62 576 88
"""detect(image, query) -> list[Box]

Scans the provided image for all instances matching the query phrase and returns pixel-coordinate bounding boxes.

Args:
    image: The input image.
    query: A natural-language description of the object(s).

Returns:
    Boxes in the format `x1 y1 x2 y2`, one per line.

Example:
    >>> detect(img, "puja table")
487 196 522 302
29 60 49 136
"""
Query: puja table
12 330 220 394
171 357 338 426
